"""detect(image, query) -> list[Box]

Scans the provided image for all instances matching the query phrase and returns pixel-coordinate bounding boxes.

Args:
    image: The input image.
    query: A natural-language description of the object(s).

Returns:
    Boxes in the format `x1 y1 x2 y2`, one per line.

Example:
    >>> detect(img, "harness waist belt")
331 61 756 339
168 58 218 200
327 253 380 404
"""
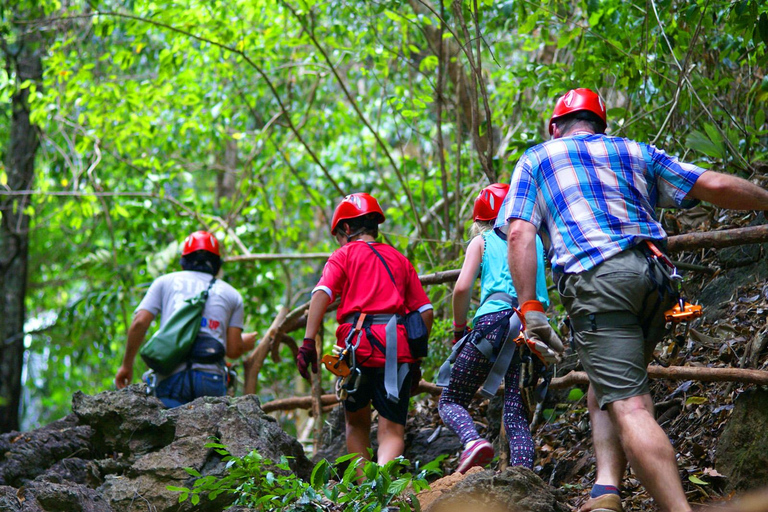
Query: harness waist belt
341 313 409 403
569 311 639 332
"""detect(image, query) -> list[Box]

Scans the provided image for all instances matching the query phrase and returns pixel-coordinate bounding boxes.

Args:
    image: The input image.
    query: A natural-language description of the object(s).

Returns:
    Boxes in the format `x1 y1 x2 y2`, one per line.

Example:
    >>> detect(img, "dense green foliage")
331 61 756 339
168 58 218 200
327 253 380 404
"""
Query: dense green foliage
1 0 766 429
170 442 443 510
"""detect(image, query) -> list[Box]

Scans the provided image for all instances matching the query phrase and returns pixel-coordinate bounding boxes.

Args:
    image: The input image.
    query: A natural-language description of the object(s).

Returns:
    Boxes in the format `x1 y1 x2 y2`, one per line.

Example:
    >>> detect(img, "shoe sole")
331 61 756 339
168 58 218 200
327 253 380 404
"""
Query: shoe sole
457 443 494 474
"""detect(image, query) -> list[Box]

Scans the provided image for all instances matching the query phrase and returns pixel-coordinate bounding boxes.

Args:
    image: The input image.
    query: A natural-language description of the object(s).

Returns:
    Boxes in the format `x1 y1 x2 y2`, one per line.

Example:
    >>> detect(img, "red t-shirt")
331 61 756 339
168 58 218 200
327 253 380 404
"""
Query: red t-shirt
314 240 432 366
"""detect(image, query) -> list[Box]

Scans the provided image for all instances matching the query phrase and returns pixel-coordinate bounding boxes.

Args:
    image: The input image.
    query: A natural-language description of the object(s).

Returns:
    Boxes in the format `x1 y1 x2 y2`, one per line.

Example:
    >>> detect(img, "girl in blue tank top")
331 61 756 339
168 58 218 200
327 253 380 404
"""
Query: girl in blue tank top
438 184 550 473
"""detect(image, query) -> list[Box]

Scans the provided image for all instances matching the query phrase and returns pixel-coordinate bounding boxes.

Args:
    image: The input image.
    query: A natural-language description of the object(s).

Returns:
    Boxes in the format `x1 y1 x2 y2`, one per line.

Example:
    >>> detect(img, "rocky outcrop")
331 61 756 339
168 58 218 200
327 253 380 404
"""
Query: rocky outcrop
716 388 768 492
0 387 312 512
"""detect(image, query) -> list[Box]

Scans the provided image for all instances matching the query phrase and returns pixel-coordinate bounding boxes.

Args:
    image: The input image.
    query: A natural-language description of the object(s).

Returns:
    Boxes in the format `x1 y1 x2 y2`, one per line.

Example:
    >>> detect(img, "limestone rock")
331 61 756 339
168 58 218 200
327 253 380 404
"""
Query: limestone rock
97 392 312 512
0 414 94 487
716 388 768 491
0 387 312 512
0 481 114 512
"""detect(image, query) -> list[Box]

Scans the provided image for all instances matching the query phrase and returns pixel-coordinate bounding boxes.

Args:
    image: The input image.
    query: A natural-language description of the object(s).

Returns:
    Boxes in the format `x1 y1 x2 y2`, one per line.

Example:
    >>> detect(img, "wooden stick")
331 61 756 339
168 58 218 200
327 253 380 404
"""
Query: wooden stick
243 306 289 395
259 366 768 412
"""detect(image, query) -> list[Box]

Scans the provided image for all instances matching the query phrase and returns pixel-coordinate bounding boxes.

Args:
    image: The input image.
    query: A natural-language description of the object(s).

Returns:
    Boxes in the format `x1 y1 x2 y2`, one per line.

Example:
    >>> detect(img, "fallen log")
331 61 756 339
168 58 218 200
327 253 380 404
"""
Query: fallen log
259 366 768 412
667 224 768 253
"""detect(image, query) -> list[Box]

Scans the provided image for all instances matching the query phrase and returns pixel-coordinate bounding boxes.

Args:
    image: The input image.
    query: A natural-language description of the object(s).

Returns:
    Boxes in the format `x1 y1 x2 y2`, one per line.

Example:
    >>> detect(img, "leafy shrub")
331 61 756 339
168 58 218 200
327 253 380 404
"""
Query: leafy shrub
170 442 445 511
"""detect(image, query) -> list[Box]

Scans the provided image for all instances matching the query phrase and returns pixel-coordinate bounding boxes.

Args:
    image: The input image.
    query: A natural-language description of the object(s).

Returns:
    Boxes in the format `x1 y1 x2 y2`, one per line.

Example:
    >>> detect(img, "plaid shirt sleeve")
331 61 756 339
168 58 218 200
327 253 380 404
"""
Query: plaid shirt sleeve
501 153 543 229
645 143 706 209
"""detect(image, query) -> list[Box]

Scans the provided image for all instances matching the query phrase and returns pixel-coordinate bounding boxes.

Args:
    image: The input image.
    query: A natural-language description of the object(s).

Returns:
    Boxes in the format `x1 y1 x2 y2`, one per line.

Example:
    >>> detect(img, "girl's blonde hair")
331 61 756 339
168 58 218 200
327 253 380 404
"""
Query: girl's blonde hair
468 220 494 241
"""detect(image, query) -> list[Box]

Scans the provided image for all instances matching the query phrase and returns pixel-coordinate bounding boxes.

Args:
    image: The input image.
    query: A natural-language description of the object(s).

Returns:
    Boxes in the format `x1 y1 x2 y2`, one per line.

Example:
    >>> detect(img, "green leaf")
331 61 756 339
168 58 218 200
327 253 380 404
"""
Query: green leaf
689 475 709 485
184 467 202 478
687 130 725 159
755 108 766 129
567 388 585 402
686 396 707 405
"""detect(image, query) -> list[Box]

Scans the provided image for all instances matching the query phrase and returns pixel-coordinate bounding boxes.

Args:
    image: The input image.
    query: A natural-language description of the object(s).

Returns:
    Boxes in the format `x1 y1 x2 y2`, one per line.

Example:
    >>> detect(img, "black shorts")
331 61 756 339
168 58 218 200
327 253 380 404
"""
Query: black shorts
343 365 413 425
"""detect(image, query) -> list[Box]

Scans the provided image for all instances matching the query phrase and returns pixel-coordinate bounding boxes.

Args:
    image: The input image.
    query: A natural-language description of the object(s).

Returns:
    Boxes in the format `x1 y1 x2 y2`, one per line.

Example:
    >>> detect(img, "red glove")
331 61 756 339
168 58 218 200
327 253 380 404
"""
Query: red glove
296 338 318 379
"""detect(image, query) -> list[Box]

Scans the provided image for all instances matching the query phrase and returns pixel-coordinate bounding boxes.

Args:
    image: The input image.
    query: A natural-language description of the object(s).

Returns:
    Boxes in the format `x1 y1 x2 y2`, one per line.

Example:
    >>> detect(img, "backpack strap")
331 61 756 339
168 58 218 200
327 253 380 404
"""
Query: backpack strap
479 312 523 398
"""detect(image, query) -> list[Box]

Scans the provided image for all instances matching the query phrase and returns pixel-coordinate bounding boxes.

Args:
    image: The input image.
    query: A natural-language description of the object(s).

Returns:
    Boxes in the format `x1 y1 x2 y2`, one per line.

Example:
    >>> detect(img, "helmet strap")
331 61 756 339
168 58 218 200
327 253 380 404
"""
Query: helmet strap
346 227 366 243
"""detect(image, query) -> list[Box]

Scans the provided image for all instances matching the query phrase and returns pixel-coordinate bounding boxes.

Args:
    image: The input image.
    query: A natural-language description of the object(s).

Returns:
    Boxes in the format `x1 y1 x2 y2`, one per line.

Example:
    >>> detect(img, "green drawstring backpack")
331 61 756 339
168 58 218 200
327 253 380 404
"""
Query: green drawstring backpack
140 277 216 374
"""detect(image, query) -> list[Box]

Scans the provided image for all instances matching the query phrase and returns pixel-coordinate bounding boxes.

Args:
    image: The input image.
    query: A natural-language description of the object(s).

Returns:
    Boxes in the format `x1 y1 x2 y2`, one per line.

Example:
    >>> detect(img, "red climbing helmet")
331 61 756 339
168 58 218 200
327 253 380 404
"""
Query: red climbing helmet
548 88 607 136
473 183 510 222
182 231 221 256
330 193 385 235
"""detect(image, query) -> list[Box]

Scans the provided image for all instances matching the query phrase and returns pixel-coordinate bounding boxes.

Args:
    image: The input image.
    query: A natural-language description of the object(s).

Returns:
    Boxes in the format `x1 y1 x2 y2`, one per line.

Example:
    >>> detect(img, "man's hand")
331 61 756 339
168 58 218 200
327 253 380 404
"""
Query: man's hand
296 338 318 379
115 365 133 389
520 300 564 364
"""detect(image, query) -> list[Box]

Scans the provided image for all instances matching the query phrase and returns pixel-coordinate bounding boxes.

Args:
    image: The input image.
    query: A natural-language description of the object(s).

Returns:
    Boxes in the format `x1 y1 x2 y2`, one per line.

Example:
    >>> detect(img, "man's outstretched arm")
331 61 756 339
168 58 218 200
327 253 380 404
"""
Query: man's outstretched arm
690 171 768 210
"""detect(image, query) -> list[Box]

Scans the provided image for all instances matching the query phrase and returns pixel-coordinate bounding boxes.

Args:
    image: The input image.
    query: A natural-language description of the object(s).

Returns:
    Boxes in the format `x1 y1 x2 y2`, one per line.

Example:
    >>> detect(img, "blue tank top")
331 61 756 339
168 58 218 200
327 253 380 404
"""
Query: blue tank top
474 230 550 319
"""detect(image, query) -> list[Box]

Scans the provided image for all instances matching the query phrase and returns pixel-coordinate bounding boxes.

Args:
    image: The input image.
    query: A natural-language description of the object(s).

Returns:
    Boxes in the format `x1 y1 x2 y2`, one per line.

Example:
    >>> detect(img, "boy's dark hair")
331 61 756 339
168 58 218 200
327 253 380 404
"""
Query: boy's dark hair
340 213 380 238
180 250 222 275
554 110 606 135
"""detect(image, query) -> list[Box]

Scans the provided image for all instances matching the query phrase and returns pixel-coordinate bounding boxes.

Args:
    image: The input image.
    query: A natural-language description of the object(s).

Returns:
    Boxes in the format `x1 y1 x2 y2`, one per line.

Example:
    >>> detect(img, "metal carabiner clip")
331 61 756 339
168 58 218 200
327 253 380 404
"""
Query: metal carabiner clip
343 367 362 395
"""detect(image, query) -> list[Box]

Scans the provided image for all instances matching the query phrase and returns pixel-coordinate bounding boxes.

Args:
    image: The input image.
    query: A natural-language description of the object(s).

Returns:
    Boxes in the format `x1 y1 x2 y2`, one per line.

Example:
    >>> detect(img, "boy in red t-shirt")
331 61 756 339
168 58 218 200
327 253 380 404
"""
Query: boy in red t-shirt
297 193 433 464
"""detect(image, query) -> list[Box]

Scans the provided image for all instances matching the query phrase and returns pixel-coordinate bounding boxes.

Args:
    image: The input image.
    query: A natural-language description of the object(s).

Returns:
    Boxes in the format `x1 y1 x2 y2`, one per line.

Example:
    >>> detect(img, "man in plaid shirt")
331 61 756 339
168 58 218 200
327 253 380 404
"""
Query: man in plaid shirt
499 88 768 512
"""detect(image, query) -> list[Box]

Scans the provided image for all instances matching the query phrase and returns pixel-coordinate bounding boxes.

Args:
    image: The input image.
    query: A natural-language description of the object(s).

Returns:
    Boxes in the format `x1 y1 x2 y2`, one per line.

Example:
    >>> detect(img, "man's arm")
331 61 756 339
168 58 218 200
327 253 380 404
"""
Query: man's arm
507 219 540 304
689 171 768 210
115 309 155 389
226 328 257 359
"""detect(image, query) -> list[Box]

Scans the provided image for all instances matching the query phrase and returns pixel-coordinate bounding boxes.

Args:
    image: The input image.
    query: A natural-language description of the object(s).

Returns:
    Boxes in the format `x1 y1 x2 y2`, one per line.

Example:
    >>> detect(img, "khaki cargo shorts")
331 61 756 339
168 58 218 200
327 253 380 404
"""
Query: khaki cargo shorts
558 246 675 409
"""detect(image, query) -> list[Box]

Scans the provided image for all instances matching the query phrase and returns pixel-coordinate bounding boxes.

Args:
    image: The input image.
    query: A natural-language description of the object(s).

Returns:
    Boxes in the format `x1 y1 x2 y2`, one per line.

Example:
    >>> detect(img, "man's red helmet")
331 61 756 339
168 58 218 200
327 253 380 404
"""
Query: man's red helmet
473 183 510 222
548 88 607 136
182 231 221 256
330 193 385 235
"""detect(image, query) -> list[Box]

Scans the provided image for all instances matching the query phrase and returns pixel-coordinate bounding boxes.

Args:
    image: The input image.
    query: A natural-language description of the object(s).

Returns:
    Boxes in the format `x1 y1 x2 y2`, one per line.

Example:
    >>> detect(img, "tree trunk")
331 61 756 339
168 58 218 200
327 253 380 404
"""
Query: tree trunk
0 21 43 433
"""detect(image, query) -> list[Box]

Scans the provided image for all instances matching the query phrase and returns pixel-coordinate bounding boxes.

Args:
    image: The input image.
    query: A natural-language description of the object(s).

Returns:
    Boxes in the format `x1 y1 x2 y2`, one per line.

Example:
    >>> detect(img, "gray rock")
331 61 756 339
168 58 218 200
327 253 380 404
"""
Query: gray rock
1 387 312 512
0 414 94 487
98 392 312 512
716 388 768 491
71 387 173 458
0 481 114 512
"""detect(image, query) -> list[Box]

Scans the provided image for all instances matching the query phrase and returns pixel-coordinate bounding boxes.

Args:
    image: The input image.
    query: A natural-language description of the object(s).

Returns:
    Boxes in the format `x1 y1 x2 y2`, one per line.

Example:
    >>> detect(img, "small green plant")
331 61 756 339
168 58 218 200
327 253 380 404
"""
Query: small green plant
169 442 445 511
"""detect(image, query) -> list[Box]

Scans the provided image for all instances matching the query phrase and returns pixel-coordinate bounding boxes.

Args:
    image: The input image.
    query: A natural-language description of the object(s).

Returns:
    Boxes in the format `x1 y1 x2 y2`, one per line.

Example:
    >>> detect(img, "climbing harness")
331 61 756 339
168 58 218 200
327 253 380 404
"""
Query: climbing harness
437 292 526 398
226 362 238 394
568 241 702 367
325 311 410 403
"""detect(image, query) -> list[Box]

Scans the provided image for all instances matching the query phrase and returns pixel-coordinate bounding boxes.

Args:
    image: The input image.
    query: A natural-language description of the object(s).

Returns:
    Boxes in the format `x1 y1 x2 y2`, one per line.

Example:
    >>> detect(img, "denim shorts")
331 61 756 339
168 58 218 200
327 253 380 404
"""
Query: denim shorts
155 369 227 408
558 247 675 409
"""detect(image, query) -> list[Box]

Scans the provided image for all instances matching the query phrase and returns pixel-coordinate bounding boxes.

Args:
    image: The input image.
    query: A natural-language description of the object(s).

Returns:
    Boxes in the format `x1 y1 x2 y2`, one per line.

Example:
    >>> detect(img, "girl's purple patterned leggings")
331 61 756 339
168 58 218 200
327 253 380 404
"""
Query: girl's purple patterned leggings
438 311 534 469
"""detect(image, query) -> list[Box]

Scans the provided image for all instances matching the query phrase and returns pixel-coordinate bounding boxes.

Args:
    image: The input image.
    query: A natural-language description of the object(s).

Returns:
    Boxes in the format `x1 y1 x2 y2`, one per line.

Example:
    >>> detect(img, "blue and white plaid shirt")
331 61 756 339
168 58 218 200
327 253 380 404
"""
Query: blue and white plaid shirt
496 133 706 274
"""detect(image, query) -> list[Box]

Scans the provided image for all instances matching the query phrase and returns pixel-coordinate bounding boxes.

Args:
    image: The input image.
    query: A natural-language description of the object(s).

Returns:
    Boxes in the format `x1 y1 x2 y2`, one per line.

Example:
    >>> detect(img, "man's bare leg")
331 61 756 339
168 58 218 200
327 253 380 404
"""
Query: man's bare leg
376 416 405 464
589 385 627 487
608 393 691 512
